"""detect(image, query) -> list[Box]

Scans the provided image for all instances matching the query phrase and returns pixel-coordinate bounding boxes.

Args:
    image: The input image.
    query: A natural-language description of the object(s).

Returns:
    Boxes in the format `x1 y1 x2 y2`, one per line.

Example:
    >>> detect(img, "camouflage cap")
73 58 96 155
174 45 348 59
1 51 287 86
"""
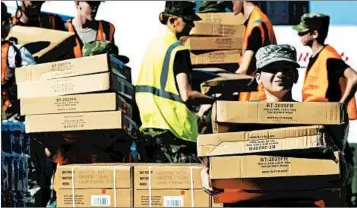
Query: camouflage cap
163 1 201 22
293 13 330 33
82 40 129 64
256 44 300 69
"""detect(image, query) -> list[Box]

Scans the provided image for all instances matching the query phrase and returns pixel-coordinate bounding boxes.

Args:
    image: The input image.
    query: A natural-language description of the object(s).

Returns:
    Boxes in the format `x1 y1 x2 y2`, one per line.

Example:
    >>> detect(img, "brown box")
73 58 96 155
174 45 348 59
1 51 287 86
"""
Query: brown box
210 152 340 180
6 25 75 63
201 74 256 95
190 23 244 37
198 126 331 157
17 72 134 100
55 164 132 207
197 13 245 25
15 54 132 83
133 163 210 207
25 110 137 133
186 37 242 50
191 50 241 65
212 102 344 132
20 92 133 117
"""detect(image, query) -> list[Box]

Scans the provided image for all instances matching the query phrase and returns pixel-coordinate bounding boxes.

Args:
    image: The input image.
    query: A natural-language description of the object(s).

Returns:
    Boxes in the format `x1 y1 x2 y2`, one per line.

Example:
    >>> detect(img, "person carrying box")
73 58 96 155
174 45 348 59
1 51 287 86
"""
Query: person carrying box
66 1 116 58
135 1 215 163
293 13 357 206
232 1 277 102
11 1 66 31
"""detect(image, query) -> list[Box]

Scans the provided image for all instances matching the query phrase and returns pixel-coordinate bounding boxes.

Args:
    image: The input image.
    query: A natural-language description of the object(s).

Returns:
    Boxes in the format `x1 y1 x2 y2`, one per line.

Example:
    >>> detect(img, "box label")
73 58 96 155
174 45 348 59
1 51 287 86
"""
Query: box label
54 97 80 112
62 194 85 206
140 196 163 206
47 61 75 79
91 195 111 207
246 139 279 152
61 114 86 130
163 196 184 207
51 79 75 94
138 170 191 187
258 156 291 174
264 103 296 120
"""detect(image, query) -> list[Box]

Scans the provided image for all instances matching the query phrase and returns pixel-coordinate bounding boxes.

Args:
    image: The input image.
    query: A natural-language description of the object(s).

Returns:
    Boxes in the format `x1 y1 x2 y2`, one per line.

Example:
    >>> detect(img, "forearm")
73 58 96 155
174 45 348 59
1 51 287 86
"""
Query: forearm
187 90 215 105
236 50 254 74
340 79 357 104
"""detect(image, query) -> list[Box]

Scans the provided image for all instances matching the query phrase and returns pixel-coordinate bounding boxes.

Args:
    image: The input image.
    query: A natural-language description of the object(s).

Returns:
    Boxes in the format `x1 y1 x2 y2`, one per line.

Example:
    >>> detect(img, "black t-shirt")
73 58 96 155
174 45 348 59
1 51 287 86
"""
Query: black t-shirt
173 50 192 92
16 13 66 31
306 46 350 101
245 27 263 53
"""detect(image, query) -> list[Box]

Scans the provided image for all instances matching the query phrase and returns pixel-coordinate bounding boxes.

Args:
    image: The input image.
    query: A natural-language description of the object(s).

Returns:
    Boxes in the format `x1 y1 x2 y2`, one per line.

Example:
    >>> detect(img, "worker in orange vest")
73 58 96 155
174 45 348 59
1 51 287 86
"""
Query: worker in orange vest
294 13 357 206
11 1 66 31
232 1 277 101
201 44 334 207
294 13 357 121
66 1 115 58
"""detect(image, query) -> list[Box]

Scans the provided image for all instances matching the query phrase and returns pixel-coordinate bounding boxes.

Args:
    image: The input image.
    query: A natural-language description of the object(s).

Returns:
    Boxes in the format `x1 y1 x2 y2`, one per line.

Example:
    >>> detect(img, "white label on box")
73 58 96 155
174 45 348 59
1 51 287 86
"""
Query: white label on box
91 195 110 207
163 196 184 207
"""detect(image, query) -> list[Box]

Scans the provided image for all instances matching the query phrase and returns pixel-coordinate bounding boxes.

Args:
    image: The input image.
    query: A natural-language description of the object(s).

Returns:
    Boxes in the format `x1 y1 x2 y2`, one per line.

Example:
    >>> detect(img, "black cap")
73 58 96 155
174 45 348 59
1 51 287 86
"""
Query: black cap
163 1 201 22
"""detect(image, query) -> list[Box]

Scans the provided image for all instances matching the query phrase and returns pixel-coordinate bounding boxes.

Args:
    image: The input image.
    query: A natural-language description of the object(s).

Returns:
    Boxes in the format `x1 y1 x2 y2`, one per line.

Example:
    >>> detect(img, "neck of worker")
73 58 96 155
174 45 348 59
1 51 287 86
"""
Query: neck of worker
265 90 294 102
311 41 325 57
243 2 255 21
73 13 94 29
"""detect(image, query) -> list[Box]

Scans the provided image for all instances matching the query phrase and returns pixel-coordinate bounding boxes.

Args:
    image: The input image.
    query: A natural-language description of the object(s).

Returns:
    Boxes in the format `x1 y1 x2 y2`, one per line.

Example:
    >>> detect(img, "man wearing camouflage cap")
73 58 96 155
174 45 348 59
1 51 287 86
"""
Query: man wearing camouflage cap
135 1 215 163
294 13 357 120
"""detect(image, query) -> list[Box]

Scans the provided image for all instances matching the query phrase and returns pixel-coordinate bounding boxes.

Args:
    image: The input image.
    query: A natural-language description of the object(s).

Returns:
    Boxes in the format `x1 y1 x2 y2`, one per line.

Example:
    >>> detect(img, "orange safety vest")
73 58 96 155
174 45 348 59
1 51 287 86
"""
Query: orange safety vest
11 13 57 29
1 42 11 112
238 6 277 101
302 45 357 120
66 19 115 58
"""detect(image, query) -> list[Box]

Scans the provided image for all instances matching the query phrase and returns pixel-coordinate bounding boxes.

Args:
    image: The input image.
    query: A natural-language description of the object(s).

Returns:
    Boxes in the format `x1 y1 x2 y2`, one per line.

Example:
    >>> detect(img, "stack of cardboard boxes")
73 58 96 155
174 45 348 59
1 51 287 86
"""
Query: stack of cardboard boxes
15 54 138 163
54 163 221 207
188 12 244 68
198 101 348 206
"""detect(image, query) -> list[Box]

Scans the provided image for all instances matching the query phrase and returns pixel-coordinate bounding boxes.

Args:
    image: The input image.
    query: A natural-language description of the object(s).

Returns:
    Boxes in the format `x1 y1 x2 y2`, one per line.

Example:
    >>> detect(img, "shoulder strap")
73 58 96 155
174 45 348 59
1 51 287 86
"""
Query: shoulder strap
99 20 115 41
66 19 83 57
48 14 56 29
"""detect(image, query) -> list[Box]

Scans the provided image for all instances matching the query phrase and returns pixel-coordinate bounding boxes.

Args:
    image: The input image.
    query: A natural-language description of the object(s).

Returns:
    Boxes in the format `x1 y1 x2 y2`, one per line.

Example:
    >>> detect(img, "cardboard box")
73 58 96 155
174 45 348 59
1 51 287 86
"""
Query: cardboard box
186 37 242 50
133 163 210 207
17 72 134 100
20 92 133 118
191 50 241 65
25 111 138 133
15 54 132 83
197 126 331 157
55 164 132 207
201 74 256 95
212 102 344 132
6 25 75 63
57 189 131 207
197 13 245 25
209 152 340 180
190 23 244 37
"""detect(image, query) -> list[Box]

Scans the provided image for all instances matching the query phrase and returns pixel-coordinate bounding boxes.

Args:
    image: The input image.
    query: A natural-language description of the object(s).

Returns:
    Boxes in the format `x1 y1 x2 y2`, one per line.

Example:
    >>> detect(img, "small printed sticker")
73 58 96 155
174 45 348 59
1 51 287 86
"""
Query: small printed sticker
163 196 184 207
91 195 110 206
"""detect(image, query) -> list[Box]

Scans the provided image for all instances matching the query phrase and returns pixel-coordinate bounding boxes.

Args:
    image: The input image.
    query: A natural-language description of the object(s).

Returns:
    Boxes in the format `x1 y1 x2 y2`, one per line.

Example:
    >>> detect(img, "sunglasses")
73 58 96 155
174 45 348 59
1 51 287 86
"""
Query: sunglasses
298 30 310 36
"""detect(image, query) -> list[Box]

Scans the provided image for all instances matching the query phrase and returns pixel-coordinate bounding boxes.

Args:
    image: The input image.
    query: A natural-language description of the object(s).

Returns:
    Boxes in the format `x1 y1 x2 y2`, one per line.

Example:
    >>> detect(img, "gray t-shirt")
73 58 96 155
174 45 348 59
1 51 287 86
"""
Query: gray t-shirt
73 25 97 44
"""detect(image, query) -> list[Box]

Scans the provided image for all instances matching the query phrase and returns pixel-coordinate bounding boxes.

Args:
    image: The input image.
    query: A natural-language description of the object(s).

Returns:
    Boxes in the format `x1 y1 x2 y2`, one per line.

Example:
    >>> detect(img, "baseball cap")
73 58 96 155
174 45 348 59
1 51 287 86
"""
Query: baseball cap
293 13 330 33
255 44 300 70
161 1 201 23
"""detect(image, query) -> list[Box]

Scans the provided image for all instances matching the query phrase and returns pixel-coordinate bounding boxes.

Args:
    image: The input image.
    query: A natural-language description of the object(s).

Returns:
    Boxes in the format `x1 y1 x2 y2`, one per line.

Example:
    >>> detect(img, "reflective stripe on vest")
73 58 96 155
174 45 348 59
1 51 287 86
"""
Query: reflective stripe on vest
66 20 115 58
136 41 183 103
239 6 277 102
1 43 11 111
135 31 198 142
302 45 357 120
